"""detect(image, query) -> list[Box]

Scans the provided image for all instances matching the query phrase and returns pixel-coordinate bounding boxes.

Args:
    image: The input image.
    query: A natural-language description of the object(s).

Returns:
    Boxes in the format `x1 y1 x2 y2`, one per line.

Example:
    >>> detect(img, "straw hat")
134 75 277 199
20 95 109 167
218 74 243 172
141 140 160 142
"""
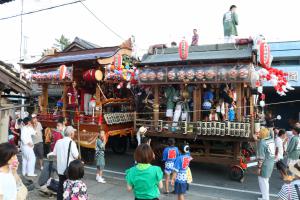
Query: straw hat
289 160 300 178
259 128 270 139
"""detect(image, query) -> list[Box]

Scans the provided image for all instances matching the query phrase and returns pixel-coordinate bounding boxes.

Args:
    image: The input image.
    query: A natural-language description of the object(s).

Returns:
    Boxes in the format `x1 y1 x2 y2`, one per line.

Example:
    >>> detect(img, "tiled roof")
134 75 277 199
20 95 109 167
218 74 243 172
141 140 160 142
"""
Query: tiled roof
21 46 120 68
0 61 31 93
141 43 253 65
63 37 101 52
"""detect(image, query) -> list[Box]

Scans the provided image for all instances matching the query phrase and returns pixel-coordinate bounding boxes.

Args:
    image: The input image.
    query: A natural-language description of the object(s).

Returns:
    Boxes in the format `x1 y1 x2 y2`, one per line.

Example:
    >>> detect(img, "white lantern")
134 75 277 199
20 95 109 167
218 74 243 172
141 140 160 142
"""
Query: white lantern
259 100 265 107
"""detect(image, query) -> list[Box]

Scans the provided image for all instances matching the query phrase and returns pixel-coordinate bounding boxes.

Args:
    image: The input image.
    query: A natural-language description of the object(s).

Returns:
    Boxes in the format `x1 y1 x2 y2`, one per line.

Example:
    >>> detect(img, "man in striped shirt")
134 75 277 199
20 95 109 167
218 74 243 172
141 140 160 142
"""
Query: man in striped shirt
278 160 300 200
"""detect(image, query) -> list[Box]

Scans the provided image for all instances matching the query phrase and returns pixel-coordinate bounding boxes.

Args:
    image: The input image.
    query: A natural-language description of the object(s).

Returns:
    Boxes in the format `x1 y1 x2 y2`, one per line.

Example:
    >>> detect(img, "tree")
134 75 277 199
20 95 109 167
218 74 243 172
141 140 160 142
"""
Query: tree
54 35 71 51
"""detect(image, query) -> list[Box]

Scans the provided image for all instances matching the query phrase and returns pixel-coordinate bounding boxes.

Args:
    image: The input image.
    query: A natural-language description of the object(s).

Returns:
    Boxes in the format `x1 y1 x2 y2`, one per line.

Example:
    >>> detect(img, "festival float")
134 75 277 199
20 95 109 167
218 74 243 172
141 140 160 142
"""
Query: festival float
135 36 292 181
21 38 138 161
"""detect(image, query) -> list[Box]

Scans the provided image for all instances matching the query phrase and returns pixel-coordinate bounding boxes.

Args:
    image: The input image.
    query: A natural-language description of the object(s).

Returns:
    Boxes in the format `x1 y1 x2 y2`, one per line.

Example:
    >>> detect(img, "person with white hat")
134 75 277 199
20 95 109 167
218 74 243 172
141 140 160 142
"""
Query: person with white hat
278 160 300 199
51 126 79 200
136 126 147 146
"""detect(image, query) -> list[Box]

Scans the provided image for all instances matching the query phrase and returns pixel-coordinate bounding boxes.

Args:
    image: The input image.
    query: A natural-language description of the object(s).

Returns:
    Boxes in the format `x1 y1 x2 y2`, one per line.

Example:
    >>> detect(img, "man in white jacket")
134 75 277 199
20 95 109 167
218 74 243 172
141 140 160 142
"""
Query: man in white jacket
21 117 37 177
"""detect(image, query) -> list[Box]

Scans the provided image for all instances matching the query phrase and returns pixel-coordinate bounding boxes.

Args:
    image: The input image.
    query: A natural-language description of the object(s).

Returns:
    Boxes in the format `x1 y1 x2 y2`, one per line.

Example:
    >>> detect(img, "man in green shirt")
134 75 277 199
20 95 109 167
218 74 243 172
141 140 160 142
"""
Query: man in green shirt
257 128 275 200
223 5 238 43
286 127 300 168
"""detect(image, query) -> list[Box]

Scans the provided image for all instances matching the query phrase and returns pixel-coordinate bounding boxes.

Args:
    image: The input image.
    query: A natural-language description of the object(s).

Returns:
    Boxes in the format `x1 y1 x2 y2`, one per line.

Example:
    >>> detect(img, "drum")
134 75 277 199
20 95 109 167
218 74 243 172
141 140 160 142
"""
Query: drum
95 70 103 81
83 69 102 82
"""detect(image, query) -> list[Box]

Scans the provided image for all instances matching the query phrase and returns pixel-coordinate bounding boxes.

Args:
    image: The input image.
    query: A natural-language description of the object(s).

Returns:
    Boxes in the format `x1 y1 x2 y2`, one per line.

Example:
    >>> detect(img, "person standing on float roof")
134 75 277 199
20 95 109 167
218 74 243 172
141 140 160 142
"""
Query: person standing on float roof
223 5 238 43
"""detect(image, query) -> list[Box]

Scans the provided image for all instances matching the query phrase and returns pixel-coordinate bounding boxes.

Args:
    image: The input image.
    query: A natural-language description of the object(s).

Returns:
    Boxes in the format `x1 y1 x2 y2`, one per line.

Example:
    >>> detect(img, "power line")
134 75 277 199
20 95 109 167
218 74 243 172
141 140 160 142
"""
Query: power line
78 0 124 41
19 0 24 61
0 0 83 21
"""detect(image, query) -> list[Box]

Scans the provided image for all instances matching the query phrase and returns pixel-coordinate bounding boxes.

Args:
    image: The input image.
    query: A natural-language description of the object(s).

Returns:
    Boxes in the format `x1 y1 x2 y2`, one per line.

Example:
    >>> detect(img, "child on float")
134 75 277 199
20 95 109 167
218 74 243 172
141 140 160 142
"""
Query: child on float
95 130 106 183
171 144 192 200
162 138 180 194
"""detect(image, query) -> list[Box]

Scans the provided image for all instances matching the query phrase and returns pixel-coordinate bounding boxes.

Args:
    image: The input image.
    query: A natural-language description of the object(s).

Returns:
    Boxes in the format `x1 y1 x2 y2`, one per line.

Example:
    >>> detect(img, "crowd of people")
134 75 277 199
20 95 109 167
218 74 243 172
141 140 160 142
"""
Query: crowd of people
256 123 300 200
126 137 192 200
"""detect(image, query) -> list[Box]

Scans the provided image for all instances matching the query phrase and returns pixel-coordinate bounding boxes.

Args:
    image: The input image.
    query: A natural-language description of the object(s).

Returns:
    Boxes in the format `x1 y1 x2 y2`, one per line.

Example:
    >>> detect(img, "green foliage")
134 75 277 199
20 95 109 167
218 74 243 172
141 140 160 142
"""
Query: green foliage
54 34 71 51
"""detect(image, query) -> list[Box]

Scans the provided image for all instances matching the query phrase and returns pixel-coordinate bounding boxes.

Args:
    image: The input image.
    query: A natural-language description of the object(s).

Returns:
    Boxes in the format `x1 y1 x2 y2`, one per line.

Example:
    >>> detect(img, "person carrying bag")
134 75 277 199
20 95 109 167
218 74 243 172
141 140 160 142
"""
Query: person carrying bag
51 126 79 200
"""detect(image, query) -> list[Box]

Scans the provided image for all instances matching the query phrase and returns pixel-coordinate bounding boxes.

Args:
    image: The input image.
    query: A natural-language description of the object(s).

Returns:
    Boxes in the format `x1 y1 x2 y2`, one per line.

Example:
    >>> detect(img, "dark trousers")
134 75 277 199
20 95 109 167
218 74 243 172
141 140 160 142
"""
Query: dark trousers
68 105 76 125
57 175 67 200
135 198 159 200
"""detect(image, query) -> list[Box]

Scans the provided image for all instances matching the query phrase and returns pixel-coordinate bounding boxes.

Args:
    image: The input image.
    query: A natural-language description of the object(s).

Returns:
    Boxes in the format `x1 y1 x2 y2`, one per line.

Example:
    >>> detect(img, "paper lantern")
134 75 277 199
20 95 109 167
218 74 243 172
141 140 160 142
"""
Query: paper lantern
148 70 156 81
157 71 165 81
178 40 189 60
259 41 271 68
219 68 227 80
168 70 176 80
195 69 205 80
186 69 195 80
177 70 186 81
139 71 148 82
59 65 67 80
228 68 238 79
114 54 123 69
239 68 249 79
259 100 265 107
205 69 216 80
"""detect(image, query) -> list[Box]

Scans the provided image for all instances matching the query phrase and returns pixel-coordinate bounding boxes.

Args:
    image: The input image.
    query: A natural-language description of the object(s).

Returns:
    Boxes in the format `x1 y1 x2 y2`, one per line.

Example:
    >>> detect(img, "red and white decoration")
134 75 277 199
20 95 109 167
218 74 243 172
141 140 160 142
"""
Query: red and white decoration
114 54 123 69
178 39 189 60
253 36 294 96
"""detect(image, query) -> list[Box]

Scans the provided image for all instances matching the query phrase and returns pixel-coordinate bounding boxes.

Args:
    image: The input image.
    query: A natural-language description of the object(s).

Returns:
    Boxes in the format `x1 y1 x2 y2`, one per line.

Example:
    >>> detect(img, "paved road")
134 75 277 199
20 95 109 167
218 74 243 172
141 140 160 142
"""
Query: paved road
27 150 283 200
85 150 283 200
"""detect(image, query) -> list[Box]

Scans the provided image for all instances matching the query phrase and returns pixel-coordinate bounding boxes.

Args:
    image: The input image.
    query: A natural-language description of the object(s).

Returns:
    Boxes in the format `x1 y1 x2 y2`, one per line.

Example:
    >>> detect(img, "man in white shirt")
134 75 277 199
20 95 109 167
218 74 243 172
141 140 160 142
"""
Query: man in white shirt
52 126 79 200
20 117 37 177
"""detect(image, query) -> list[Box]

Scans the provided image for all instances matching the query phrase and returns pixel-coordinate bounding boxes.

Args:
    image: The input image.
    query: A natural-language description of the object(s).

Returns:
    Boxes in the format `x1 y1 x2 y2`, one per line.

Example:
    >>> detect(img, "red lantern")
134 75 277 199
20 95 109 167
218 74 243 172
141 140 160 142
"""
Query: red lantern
59 65 67 80
98 115 103 125
114 54 122 69
259 41 271 68
178 40 189 60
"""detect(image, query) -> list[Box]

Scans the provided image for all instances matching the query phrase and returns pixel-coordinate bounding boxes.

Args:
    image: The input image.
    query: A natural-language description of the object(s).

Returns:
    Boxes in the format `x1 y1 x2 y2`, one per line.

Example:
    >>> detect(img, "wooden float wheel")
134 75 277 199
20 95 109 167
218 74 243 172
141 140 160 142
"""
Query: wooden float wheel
111 136 128 154
229 165 245 182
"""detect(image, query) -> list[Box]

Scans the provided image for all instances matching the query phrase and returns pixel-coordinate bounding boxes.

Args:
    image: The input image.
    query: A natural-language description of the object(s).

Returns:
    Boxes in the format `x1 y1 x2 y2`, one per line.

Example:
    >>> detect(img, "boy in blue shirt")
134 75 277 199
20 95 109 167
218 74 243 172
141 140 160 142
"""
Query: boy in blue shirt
162 138 180 194
171 144 192 200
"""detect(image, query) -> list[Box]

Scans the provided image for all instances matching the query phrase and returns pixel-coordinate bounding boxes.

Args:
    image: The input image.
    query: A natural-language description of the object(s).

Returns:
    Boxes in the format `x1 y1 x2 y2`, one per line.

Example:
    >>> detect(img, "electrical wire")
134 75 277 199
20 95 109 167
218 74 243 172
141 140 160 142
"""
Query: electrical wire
78 0 124 41
14 99 300 115
0 0 83 21
19 0 24 61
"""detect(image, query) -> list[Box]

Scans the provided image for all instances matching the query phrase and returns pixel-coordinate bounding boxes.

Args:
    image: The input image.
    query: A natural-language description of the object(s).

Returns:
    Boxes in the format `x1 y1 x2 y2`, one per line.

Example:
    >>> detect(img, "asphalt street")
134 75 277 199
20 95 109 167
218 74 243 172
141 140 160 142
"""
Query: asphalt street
85 150 283 200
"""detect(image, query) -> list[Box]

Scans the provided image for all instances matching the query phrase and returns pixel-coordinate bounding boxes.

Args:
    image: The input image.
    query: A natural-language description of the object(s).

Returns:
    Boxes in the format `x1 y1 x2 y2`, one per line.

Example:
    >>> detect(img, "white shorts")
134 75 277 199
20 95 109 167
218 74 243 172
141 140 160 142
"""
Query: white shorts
166 109 173 117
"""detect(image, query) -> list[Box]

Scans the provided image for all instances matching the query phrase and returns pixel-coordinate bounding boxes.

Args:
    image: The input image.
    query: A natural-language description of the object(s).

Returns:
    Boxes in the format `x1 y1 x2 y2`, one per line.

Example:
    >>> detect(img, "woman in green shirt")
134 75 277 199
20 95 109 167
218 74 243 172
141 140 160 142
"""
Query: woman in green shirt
126 144 163 200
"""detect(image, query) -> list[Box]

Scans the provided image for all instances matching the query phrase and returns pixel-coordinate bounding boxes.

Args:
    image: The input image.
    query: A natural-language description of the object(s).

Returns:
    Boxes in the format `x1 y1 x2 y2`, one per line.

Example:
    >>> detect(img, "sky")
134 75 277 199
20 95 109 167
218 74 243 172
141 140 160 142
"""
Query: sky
1 0 300 67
